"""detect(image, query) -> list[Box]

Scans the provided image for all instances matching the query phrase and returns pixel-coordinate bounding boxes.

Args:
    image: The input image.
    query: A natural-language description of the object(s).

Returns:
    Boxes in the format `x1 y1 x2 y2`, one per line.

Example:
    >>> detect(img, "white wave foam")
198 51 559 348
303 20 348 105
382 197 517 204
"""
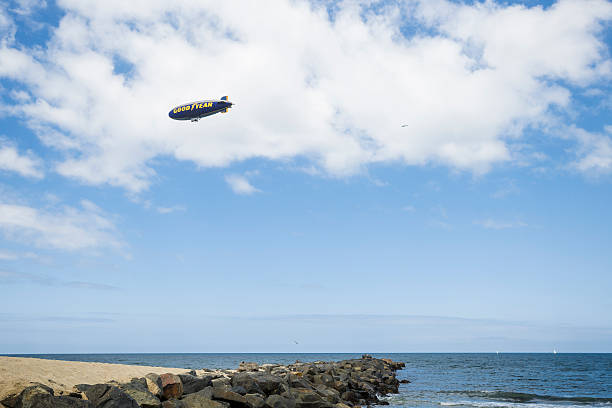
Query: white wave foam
439 401 610 408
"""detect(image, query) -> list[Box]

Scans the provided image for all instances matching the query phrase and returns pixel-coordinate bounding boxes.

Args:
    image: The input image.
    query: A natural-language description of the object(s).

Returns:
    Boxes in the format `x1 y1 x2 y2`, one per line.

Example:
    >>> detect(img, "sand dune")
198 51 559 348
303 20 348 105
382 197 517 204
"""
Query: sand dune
0 356 191 399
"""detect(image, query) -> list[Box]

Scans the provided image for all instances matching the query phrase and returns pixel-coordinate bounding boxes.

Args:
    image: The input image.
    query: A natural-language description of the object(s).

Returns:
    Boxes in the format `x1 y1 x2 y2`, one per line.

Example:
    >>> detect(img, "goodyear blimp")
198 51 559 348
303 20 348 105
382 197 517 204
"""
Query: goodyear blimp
169 96 234 122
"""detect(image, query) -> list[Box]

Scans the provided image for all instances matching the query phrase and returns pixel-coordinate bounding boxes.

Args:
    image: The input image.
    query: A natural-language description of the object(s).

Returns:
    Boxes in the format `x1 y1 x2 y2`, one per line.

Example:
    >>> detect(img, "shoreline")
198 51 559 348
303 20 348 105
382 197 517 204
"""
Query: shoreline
0 355 405 408
0 356 196 400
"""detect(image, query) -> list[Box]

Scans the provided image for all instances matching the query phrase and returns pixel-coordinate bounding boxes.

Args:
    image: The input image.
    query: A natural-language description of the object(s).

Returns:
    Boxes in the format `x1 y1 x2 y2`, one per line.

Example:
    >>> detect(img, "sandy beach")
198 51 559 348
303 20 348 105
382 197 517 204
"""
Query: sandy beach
0 356 191 400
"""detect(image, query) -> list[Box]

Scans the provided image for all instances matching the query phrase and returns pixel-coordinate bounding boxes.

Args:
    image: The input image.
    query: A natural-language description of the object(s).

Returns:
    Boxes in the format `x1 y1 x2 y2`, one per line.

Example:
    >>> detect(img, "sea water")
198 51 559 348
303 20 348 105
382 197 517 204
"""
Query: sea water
6 353 611 408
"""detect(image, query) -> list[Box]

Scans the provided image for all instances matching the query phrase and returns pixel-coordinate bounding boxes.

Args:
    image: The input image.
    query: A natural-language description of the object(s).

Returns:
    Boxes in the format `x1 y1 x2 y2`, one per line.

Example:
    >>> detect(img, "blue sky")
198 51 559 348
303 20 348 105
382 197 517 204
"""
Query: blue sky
0 0 611 353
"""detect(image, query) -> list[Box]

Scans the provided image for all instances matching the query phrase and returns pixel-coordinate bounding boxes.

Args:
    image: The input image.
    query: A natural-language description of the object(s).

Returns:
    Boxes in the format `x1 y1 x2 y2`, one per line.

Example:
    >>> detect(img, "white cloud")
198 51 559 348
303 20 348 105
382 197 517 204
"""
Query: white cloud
0 0 610 191
0 6 15 41
156 205 185 214
0 249 37 260
0 138 43 178
572 126 612 174
0 199 122 251
225 174 261 195
475 218 527 230
11 0 47 16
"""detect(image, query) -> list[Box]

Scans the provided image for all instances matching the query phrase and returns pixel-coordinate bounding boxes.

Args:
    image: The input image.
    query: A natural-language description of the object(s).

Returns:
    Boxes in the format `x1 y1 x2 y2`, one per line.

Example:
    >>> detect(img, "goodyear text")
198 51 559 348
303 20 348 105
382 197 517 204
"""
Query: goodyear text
173 102 213 114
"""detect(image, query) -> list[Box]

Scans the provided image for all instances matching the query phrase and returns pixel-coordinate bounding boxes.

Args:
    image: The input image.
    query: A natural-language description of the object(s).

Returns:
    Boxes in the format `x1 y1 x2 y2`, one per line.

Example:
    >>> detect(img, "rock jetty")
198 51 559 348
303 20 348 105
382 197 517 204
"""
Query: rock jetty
1 355 406 408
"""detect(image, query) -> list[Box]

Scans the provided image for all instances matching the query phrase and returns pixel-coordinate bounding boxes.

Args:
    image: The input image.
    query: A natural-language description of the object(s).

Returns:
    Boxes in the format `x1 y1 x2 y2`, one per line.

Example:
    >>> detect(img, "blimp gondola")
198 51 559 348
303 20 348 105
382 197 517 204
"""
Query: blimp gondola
169 96 234 122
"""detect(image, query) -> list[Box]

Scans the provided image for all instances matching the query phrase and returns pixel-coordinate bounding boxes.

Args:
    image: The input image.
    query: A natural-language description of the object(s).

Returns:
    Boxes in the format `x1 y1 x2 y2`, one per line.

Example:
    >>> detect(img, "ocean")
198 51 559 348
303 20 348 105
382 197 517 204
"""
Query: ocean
6 353 611 408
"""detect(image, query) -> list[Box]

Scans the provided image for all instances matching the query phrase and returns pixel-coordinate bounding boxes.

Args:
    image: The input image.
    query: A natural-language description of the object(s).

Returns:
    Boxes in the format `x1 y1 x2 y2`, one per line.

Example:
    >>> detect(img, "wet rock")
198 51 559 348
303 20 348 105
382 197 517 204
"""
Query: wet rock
161 374 184 400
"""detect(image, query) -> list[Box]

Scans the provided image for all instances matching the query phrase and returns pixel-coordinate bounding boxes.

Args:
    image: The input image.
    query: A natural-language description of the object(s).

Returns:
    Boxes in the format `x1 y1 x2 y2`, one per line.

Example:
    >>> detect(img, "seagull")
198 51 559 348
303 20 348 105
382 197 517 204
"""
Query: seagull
294 340 299 345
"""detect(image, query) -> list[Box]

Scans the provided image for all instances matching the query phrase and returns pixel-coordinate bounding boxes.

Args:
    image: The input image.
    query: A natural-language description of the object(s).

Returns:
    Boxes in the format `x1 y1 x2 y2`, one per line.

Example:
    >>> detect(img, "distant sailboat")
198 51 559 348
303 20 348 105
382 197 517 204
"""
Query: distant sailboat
553 349 557 354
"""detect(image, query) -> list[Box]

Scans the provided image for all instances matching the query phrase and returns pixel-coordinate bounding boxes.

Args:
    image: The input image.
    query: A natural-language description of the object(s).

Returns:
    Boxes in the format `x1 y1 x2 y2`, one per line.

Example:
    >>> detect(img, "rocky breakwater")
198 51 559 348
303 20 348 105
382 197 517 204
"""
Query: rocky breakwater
1 355 406 408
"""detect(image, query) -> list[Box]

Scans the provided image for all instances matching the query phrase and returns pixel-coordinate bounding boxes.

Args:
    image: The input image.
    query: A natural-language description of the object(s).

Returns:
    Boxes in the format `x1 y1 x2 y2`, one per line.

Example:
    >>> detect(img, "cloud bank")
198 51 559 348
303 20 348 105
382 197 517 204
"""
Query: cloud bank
0 199 122 251
0 0 611 191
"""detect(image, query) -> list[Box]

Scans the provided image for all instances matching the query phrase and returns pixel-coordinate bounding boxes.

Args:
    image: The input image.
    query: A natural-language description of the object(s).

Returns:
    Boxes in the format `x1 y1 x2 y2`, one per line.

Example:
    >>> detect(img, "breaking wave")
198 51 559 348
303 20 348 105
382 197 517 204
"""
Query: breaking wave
439 390 612 404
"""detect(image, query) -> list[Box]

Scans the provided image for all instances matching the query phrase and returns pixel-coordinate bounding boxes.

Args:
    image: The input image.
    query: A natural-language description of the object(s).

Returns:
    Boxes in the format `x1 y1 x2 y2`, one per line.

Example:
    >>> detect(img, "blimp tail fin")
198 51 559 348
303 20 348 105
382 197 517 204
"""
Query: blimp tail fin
221 95 228 101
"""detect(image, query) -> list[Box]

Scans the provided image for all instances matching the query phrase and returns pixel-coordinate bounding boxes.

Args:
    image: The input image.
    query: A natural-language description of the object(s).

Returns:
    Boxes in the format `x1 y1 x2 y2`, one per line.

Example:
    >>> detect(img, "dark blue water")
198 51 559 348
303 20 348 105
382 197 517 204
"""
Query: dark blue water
5 353 611 408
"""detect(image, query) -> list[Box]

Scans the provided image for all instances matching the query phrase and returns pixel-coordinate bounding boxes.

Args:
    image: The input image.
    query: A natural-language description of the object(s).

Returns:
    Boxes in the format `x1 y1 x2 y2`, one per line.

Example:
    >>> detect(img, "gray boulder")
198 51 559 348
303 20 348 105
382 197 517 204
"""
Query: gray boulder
249 374 284 395
238 363 259 372
313 387 339 404
230 387 247 396
83 384 139 408
120 383 162 408
231 375 263 395
212 378 231 389
181 391 228 408
162 399 186 408
211 389 249 408
283 389 331 408
1 384 51 408
10 384 92 408
311 375 333 388
284 375 312 390
179 375 212 395
264 395 295 408
244 394 265 408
